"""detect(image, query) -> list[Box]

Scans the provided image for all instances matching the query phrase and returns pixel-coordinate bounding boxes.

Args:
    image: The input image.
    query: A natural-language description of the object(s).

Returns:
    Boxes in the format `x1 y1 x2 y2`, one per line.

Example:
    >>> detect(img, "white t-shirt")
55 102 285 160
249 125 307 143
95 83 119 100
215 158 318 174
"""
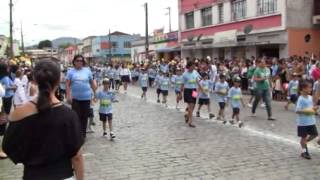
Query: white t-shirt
14 78 27 105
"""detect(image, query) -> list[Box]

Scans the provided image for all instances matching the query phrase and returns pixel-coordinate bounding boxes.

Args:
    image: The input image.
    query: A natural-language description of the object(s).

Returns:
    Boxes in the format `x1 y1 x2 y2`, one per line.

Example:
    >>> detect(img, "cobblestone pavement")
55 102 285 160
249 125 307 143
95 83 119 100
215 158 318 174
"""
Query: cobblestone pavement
1 85 320 180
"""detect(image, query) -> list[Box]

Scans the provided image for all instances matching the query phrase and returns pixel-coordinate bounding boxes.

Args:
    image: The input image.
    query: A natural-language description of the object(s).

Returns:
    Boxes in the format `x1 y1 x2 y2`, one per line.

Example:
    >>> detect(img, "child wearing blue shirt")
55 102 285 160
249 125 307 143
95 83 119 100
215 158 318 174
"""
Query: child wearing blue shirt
95 78 117 139
227 77 245 127
285 73 299 110
215 74 229 121
148 67 157 87
160 73 170 106
172 69 183 109
155 73 163 103
295 80 320 159
196 73 215 119
139 68 148 100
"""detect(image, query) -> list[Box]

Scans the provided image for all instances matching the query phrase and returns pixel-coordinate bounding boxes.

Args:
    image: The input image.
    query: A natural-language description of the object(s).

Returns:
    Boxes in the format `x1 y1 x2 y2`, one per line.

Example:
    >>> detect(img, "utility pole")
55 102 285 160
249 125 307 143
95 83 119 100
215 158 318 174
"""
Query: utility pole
20 22 25 55
108 29 111 62
166 7 172 32
144 2 149 62
9 0 14 59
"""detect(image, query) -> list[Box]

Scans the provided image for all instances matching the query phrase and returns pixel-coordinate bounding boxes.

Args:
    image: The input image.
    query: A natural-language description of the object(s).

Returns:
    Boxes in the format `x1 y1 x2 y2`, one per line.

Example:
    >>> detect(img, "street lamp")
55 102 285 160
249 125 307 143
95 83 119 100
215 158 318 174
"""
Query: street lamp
165 7 172 32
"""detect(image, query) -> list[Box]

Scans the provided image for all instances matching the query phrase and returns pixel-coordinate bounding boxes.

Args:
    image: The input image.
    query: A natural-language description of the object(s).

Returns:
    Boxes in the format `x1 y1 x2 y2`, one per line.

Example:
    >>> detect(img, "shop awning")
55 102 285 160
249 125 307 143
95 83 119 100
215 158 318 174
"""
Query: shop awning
156 47 181 53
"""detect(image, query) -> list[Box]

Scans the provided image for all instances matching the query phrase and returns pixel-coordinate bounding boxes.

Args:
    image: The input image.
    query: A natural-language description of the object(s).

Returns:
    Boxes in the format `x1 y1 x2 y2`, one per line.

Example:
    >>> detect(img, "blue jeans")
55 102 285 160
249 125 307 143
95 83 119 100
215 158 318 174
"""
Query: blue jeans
251 89 272 117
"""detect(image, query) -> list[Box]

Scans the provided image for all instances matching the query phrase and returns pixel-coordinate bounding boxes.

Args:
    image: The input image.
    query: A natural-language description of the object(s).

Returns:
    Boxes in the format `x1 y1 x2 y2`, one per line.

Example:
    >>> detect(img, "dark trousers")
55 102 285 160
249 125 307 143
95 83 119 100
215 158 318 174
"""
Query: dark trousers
110 78 115 89
251 89 272 117
72 99 91 138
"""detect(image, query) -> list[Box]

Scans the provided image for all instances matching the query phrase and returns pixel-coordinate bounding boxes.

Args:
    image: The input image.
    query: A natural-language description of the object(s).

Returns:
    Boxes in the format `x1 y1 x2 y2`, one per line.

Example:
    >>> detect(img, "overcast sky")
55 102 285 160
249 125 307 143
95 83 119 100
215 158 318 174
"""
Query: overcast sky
0 0 178 46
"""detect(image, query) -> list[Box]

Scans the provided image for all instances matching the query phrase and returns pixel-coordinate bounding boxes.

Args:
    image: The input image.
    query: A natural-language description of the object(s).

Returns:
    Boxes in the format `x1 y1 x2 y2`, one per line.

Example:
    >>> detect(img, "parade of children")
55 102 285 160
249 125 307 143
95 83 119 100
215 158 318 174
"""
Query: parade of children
1 54 320 166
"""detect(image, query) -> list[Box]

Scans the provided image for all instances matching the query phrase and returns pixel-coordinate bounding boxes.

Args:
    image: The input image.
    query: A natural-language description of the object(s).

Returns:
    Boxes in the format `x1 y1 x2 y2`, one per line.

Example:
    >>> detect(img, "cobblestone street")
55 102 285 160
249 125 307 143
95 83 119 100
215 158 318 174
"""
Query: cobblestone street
1 86 320 180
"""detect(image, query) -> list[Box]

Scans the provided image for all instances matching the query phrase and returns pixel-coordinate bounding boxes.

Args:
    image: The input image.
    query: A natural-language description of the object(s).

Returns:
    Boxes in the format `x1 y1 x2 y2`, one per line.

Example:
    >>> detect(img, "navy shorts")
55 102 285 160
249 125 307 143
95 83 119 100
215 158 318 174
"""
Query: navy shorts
298 125 318 138
99 113 113 122
232 107 240 115
184 89 197 104
290 94 298 104
161 90 168 96
218 102 226 109
198 98 210 105
88 108 94 118
156 88 161 95
142 87 148 92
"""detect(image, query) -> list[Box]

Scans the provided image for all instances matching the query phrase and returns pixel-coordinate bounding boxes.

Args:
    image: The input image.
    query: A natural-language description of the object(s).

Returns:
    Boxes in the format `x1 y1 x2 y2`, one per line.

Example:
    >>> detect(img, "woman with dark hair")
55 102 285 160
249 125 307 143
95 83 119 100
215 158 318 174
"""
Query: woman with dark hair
181 61 202 128
2 59 84 180
66 55 97 139
0 62 15 159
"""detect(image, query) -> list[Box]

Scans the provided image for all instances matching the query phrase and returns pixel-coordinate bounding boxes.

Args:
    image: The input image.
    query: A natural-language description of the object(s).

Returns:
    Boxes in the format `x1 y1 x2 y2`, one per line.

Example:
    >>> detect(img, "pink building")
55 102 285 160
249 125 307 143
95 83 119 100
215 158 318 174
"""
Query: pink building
178 0 320 59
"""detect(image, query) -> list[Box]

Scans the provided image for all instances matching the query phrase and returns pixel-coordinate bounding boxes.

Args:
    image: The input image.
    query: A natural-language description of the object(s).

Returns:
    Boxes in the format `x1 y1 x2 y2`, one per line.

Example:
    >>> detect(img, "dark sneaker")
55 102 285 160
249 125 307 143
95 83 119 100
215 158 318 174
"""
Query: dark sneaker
301 152 311 160
209 113 215 119
268 117 276 121
91 121 96 126
196 111 200 117
103 132 107 136
239 122 244 128
229 120 235 125
110 133 116 139
223 121 227 124
157 99 160 103
188 124 196 128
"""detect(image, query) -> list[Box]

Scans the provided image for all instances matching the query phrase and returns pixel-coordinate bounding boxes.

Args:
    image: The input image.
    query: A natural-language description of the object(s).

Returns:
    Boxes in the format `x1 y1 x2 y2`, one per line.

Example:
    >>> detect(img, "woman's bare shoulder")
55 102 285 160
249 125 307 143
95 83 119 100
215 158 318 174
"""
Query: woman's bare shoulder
9 102 38 122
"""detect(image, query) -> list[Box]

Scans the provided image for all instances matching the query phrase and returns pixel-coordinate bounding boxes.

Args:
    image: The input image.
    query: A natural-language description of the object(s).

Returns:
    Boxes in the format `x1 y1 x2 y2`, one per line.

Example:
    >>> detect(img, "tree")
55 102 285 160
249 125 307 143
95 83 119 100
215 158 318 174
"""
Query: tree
38 40 52 49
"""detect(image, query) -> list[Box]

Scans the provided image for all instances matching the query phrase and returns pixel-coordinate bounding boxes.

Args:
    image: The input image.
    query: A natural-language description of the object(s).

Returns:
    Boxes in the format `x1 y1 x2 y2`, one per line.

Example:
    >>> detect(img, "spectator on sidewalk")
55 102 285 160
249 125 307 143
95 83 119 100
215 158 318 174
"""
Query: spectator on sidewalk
3 59 84 180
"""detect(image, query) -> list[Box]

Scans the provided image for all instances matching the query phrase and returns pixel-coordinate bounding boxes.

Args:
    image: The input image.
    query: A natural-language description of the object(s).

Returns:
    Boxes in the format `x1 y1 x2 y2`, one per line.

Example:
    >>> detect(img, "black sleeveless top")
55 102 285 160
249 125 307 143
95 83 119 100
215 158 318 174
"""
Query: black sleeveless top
2 103 84 180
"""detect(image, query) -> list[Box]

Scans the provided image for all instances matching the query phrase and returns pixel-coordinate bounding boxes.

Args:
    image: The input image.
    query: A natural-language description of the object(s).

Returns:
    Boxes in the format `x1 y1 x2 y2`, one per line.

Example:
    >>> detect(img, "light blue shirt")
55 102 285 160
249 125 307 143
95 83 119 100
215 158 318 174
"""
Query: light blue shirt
66 67 93 100
172 75 183 92
160 77 170 91
132 69 140 78
182 70 200 89
139 73 148 87
148 69 157 79
96 90 115 114
215 81 229 103
296 95 316 126
0 76 14 97
288 80 299 95
199 80 210 99
160 64 169 73
113 68 121 80
155 75 163 89
228 87 242 108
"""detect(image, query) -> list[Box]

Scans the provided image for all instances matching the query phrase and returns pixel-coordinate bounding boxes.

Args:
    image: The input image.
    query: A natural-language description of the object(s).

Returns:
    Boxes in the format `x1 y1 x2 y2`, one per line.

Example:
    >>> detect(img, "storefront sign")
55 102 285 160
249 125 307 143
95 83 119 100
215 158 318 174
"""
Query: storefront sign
214 30 237 43
154 30 178 43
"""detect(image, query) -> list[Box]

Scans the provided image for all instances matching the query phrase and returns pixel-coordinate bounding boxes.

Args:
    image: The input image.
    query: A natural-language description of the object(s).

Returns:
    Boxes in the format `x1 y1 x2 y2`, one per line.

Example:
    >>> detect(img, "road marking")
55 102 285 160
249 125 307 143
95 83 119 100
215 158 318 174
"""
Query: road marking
125 92 320 151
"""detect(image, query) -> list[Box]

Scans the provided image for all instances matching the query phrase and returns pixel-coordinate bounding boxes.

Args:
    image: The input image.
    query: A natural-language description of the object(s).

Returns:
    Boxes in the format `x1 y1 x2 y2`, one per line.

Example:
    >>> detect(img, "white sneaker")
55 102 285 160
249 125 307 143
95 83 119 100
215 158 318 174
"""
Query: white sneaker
247 103 252 108
260 103 266 108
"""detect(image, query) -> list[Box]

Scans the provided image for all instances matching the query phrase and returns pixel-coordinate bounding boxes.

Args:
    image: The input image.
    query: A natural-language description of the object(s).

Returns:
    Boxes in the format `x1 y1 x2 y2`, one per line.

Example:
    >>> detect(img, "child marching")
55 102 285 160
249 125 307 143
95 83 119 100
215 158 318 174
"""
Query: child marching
295 80 320 159
227 77 245 127
139 68 149 100
285 73 299 110
160 73 171 107
215 74 229 122
172 68 183 109
196 73 215 119
95 78 117 139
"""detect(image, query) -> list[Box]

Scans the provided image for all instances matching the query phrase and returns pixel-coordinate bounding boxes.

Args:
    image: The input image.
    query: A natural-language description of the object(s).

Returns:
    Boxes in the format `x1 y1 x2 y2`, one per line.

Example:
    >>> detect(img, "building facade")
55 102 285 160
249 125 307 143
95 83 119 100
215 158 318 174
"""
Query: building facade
131 30 180 63
179 0 320 59
82 36 96 60
91 31 140 63
0 35 20 58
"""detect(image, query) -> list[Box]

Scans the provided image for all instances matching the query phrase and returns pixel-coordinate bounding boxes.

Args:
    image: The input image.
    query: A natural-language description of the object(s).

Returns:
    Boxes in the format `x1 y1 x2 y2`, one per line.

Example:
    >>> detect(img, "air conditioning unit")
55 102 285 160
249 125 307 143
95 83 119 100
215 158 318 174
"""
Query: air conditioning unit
313 15 320 24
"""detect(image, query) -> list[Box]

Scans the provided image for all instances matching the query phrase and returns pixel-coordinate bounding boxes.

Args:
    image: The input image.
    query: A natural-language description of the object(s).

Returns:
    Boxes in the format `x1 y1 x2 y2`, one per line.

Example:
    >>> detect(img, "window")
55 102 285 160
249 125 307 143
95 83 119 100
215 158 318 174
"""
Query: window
185 12 194 29
124 41 131 48
257 0 277 15
218 4 224 23
232 0 246 20
201 7 212 26
111 42 118 48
